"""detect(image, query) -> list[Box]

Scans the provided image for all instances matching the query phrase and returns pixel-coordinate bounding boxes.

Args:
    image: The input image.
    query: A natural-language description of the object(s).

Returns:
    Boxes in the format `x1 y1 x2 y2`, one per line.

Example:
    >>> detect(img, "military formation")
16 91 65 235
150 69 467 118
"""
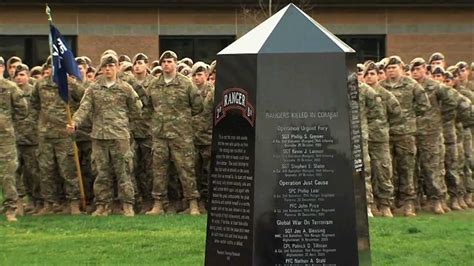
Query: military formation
1 50 473 223
358 53 474 218
0 51 216 222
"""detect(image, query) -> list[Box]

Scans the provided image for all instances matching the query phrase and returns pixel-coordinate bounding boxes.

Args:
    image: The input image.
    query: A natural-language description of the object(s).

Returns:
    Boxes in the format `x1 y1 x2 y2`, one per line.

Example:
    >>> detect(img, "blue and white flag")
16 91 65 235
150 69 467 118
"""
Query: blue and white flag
49 24 82 102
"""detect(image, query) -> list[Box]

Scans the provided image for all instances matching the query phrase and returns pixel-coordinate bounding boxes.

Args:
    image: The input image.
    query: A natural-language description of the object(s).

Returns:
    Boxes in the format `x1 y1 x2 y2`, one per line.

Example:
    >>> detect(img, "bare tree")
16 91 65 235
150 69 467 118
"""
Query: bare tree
241 0 316 25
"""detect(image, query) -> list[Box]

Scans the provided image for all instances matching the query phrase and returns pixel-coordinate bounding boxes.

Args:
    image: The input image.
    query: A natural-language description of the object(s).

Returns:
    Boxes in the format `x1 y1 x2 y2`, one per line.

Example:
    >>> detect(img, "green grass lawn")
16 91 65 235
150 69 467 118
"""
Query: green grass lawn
0 210 473 265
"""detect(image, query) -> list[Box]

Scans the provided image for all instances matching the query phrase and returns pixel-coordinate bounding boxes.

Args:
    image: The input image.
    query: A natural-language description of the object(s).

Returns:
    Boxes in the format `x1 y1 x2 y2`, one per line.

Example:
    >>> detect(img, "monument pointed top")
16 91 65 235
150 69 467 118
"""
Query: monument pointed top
219 3 354 55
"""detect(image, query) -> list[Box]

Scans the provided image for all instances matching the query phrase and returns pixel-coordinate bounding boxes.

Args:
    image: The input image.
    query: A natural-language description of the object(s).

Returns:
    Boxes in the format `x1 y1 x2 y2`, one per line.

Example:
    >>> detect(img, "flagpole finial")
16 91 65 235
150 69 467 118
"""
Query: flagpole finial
46 4 52 22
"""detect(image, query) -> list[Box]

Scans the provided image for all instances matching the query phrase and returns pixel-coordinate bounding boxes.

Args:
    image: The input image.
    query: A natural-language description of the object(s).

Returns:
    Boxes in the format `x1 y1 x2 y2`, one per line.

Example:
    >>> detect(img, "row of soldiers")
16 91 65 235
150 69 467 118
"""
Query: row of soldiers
357 52 474 218
0 50 216 222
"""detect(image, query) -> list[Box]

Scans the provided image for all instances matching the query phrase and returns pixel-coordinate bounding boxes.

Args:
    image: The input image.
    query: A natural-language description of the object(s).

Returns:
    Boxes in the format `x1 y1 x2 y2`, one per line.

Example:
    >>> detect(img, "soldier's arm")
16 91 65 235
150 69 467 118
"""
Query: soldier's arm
129 78 148 108
438 84 458 122
29 81 41 120
10 83 28 120
188 82 203 116
413 83 431 116
69 78 86 103
126 85 143 118
72 87 93 127
457 95 473 127
386 91 403 125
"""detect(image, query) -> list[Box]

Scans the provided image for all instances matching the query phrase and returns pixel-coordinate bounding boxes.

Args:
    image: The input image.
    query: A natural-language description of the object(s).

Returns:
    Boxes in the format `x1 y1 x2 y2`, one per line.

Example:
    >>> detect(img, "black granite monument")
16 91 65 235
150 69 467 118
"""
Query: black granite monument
205 4 370 265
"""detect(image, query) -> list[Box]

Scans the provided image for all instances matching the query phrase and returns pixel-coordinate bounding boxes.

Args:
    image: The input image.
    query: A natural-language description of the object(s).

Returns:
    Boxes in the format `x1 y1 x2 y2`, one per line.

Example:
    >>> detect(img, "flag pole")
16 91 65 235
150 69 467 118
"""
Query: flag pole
46 4 87 211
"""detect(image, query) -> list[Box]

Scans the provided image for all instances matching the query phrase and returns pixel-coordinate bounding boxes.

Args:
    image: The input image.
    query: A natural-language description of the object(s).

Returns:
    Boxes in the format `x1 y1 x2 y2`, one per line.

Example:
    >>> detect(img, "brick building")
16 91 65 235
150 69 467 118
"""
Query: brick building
0 0 472 68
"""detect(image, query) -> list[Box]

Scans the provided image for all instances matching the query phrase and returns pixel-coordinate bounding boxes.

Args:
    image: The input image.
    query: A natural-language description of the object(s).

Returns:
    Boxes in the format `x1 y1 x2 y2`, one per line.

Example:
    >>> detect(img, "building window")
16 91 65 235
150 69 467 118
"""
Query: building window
0 35 77 69
337 35 386 63
160 36 235 64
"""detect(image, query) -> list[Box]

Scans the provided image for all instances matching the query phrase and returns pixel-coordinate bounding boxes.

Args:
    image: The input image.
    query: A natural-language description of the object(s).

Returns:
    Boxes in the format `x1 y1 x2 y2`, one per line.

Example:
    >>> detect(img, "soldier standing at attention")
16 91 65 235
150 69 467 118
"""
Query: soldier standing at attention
379 56 431 217
364 61 402 217
146 50 203 216
0 76 28 222
191 61 215 213
13 64 42 215
410 58 457 214
69 54 142 217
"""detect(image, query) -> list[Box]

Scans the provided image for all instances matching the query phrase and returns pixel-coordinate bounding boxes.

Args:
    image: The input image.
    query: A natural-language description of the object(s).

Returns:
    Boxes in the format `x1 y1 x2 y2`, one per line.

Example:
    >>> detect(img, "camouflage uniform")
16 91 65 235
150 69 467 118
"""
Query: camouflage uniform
368 84 402 207
148 73 203 203
379 76 431 206
14 82 41 205
30 77 81 204
72 77 142 207
1 79 28 212
131 74 155 206
192 81 214 203
415 78 457 200
456 85 474 196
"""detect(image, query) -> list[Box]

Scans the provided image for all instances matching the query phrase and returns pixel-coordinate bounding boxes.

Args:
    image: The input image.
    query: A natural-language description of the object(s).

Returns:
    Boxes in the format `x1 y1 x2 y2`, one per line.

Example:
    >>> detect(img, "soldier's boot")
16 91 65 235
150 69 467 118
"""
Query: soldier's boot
198 199 208 214
367 207 373 218
92 205 109 217
457 197 469 209
123 203 135 217
449 197 462 211
60 202 71 214
441 199 451 213
379 205 393 218
5 209 17 222
16 198 25 216
421 200 433 212
464 193 474 208
139 200 153 215
165 203 177 214
189 199 201 216
25 200 36 214
370 204 381 217
403 201 416 217
146 201 164 215
70 200 82 215
431 200 445 215
33 202 54 216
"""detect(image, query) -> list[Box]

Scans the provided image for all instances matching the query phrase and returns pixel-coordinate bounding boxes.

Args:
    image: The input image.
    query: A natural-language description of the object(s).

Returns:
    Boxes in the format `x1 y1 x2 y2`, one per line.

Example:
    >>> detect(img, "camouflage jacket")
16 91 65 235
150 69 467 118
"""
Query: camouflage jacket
119 71 149 108
359 82 384 141
30 76 83 139
368 84 403 143
72 77 142 140
0 79 28 145
130 74 156 139
416 78 457 136
379 76 431 135
149 73 203 140
71 79 92 142
14 83 38 145
192 82 214 145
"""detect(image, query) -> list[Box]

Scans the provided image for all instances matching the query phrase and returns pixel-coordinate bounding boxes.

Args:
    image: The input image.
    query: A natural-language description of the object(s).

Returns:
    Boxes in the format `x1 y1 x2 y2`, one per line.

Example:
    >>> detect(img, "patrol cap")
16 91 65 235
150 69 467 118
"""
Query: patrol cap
99 54 118 69
471 62 474 71
446 65 460 77
378 57 389 69
177 63 188 73
121 61 133 72
385 56 403 68
409 57 426 70
13 63 29 77
431 66 445 75
191 61 208 75
403 64 410 72
150 60 160 69
132 53 149 65
363 61 378 77
101 49 118 57
428 52 444 64
180 57 193 68
7 56 22 68
180 65 192 76
356 63 365 73
44 56 52 67
118 55 131 63
0 56 4 65
30 66 43 77
455 61 468 70
443 70 454 80
209 60 217 74
82 56 92 66
151 66 162 76
159 50 178 63
75 57 88 66
87 66 96 74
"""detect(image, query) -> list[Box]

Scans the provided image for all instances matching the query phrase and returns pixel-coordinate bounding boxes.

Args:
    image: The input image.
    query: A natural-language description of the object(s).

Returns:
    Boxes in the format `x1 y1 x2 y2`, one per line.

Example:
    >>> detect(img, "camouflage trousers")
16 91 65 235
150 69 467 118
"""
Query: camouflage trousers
390 134 417 203
363 139 373 205
368 141 394 206
92 139 135 205
151 137 199 202
133 138 153 201
462 128 474 193
77 141 95 204
0 144 18 211
416 133 444 199
195 145 211 202
16 145 41 203
38 138 80 203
